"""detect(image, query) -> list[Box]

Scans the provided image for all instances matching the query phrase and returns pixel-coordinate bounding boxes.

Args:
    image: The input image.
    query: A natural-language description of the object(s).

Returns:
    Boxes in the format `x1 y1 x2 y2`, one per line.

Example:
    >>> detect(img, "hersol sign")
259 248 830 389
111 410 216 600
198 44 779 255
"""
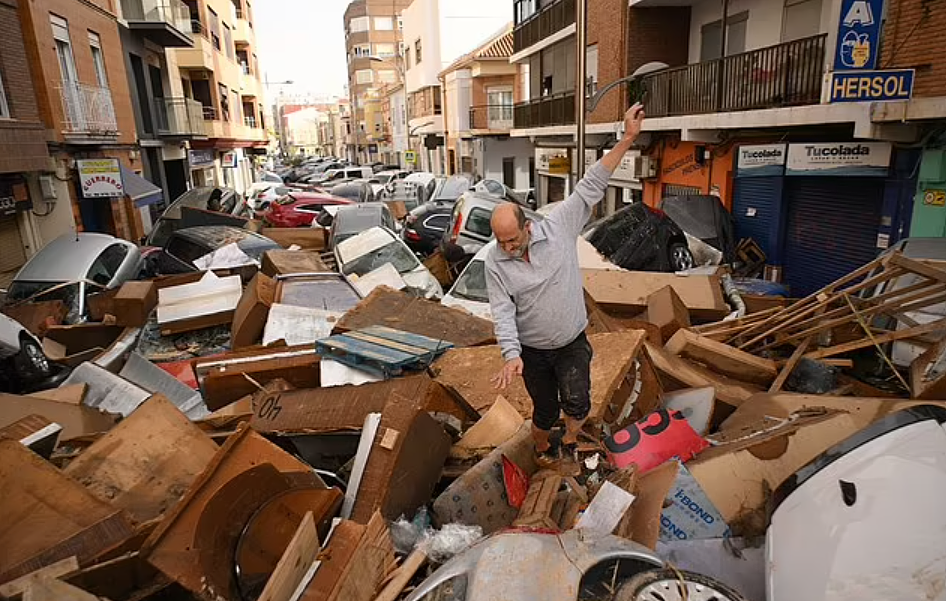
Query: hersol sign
786 142 891 177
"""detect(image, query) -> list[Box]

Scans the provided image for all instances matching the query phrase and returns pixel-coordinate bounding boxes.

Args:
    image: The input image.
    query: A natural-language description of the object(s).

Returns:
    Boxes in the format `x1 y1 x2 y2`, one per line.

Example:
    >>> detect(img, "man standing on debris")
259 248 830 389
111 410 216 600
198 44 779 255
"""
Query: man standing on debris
486 103 645 463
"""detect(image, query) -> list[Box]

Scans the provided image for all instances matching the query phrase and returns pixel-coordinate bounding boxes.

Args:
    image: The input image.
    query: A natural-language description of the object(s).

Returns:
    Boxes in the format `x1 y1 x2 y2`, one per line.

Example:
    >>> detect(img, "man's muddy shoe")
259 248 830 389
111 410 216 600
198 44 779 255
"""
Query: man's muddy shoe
536 442 562 468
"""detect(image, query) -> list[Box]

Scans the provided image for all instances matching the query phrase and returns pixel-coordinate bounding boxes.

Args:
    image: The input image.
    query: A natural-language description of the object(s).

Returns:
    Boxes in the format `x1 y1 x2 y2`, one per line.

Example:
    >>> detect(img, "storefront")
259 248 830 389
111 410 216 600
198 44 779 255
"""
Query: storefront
535 148 571 208
732 142 917 296
909 149 946 237
0 176 34 286
579 149 645 217
188 149 216 187
643 139 734 209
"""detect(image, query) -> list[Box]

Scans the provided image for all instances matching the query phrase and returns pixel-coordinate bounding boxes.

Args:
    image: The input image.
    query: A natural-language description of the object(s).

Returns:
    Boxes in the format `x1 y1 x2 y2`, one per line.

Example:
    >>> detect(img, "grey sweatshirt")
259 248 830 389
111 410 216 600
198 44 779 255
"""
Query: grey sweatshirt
485 160 611 360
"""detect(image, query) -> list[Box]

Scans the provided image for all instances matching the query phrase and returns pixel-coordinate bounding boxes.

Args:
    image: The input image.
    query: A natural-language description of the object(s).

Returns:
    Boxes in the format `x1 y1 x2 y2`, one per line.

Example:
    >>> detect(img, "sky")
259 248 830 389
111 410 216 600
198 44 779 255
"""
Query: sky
255 0 350 102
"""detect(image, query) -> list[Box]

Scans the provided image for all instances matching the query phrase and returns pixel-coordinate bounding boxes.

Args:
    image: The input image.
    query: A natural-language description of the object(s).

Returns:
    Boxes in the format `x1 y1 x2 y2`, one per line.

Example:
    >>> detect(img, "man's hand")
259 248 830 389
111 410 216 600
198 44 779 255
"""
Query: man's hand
623 103 645 143
491 357 524 390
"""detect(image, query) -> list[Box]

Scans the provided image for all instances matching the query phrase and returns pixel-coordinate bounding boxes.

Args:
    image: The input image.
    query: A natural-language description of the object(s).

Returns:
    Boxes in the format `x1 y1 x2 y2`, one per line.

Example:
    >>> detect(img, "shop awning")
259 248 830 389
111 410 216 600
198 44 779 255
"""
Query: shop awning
120 165 163 207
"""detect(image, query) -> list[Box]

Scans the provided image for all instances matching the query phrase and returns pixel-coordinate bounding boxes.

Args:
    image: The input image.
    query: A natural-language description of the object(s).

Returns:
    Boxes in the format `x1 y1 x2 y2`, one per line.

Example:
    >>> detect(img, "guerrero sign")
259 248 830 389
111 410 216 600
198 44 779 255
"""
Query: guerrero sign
834 0 884 71
830 69 914 103
77 159 124 198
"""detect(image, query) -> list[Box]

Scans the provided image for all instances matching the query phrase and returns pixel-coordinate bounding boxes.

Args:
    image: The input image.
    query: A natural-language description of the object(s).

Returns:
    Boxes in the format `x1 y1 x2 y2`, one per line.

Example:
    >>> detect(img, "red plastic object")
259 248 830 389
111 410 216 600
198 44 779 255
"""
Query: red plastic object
605 408 709 473
502 454 529 509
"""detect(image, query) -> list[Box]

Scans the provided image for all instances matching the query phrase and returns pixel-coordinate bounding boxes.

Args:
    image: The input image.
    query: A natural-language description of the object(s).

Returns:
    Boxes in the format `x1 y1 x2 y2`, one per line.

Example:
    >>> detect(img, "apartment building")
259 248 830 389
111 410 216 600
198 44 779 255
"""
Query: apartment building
117 0 200 230
621 0 946 295
509 0 677 211
0 0 52 286
18 0 144 241
439 25 534 189
401 0 509 175
378 81 408 166
169 0 267 194
343 0 413 164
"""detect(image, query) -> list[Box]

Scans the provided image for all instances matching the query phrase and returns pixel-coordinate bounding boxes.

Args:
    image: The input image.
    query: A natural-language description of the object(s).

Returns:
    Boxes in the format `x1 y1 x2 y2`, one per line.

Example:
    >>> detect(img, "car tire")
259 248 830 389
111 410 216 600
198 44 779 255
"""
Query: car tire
615 568 749 601
14 337 51 379
668 242 695 272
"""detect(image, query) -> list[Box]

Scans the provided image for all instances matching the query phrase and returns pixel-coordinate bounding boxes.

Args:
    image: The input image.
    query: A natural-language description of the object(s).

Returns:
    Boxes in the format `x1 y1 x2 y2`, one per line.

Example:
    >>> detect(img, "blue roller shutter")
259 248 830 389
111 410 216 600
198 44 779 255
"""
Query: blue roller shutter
733 176 782 261
782 177 884 297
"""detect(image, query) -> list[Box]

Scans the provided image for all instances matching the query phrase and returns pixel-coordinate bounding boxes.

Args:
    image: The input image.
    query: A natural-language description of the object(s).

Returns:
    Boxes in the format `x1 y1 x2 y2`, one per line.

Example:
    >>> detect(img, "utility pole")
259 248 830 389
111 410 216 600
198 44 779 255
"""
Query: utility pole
575 0 587 182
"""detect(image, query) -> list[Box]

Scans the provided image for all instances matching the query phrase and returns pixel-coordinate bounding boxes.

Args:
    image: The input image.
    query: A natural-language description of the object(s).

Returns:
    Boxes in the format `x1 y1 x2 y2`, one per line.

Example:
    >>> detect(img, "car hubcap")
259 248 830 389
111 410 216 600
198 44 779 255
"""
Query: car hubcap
635 578 735 601
673 247 693 271
26 345 48 373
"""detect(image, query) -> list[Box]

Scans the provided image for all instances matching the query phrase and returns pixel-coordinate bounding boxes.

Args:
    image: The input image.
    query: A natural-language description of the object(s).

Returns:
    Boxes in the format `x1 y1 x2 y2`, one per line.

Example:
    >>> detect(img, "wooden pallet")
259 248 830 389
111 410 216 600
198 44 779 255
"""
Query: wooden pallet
315 325 454 378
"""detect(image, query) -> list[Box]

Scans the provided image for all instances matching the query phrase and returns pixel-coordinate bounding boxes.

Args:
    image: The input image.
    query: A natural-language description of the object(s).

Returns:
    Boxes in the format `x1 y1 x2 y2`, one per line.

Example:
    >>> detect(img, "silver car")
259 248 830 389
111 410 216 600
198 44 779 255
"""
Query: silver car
404 529 663 601
5 233 142 321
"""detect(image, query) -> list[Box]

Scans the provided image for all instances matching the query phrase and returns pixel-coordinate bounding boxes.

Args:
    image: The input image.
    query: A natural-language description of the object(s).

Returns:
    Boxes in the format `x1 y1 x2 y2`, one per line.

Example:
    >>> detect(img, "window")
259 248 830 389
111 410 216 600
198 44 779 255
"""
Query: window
0 71 9 118
88 32 108 87
378 70 397 83
86 244 129 285
466 207 492 237
514 0 538 25
167 237 209 266
349 16 369 33
51 15 78 84
374 16 393 30
352 44 371 58
782 0 823 41
231 90 240 122
375 43 395 58
218 83 230 120
414 39 422 64
700 11 748 60
355 69 374 84
208 8 220 50
223 24 234 59
586 44 598 96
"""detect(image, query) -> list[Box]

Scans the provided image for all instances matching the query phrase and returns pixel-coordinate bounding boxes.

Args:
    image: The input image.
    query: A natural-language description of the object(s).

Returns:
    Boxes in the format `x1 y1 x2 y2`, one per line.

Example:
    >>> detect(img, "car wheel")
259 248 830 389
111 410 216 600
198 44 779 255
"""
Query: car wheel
15 338 51 378
668 242 694 271
615 568 748 601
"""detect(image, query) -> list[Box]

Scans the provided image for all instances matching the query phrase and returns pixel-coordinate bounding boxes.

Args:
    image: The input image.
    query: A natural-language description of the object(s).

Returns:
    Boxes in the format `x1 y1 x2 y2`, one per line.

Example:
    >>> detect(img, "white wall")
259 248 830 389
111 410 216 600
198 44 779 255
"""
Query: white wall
403 0 442 93
391 92 408 152
444 69 472 133
687 0 787 64
478 137 534 190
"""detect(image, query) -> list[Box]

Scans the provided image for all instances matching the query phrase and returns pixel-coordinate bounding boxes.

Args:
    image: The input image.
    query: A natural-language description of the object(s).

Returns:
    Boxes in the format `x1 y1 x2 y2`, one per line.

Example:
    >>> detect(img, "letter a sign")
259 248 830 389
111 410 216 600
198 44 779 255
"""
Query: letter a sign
835 0 883 71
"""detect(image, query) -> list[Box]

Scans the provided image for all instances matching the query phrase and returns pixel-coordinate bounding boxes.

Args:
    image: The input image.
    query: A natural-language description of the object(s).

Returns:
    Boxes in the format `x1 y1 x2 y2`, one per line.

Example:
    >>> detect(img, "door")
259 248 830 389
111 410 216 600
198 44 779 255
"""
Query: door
503 158 516 188
52 16 81 129
486 87 513 129
782 177 885 296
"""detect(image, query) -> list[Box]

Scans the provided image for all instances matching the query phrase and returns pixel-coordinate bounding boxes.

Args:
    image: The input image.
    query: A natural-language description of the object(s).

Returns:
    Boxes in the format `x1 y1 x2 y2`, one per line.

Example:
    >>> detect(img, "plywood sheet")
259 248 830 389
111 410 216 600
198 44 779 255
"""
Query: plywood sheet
335 286 495 348
0 393 118 441
582 270 728 320
644 341 760 408
63 395 218 525
431 331 645 421
0 440 134 583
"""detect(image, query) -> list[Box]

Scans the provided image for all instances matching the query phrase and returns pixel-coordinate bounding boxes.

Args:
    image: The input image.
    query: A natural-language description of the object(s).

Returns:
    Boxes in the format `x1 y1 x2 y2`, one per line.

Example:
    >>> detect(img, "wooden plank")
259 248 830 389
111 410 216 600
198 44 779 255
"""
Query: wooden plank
22 578 98 601
28 384 87 405
888 252 946 285
431 331 645 422
665 329 778 386
334 286 495 347
372 548 427 601
643 341 759 407
769 338 811 393
0 557 79 599
804 318 946 360
257 512 320 601
63 395 219 525
360 325 456 352
911 337 946 400
0 440 134 583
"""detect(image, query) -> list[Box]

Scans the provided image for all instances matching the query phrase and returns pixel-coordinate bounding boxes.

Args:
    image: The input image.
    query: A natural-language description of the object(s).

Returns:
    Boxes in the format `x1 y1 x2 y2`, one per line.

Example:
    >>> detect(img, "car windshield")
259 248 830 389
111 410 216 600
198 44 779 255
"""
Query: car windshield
342 241 419 276
7 280 59 302
8 280 104 323
433 176 472 201
451 259 489 302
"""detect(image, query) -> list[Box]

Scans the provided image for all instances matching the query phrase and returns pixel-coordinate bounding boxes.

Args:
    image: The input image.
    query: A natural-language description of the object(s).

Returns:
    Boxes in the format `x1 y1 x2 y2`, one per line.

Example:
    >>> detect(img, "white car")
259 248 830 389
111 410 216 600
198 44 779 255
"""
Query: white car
335 226 443 299
247 183 301 212
0 312 57 392
370 170 411 198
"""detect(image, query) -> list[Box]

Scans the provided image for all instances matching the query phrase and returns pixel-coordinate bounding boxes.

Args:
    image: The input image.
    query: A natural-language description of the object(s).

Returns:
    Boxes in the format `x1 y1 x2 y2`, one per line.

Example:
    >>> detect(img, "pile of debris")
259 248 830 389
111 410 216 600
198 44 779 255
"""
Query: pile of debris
2 239 945 601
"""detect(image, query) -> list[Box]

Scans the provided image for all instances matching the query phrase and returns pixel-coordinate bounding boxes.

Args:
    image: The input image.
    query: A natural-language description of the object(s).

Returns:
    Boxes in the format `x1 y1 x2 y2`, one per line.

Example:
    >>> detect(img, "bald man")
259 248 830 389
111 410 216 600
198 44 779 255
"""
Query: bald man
485 104 645 464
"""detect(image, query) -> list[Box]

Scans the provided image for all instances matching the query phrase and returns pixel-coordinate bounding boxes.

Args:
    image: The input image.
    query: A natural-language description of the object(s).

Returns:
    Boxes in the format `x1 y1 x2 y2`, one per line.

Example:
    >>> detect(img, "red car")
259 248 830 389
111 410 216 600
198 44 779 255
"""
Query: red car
261 191 354 228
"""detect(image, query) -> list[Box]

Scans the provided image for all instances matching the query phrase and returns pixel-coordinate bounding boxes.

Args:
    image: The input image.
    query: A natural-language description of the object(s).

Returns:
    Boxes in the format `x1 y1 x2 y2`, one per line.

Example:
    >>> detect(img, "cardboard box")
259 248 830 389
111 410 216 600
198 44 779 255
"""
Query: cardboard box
260 249 328 277
230 272 276 349
113 281 158 327
261 228 326 250
42 324 128 368
582 270 729 321
2 300 68 336
647 285 691 341
156 272 242 336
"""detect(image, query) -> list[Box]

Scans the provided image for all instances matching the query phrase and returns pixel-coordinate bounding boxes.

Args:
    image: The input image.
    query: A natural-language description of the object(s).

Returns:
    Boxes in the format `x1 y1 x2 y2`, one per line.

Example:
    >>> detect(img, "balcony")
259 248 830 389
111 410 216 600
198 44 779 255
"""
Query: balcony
513 0 575 54
58 82 119 141
154 97 205 137
641 34 827 118
120 0 193 47
469 104 514 132
244 115 257 128
513 91 575 129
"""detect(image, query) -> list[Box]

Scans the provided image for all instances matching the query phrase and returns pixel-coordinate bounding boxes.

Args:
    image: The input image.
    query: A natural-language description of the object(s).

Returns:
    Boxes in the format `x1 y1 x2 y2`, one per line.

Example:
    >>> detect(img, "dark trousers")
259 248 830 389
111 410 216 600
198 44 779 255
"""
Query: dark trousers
520 332 593 431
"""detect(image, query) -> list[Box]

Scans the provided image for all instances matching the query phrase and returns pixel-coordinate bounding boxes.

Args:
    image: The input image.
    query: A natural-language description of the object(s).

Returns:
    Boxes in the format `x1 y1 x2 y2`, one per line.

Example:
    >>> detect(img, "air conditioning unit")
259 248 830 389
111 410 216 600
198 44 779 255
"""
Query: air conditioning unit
635 156 658 180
